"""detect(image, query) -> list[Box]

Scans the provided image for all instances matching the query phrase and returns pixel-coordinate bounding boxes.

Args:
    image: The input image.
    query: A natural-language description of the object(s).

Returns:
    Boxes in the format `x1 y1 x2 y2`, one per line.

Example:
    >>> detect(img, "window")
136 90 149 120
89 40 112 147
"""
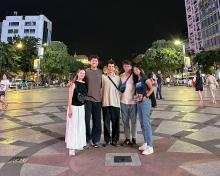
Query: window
14 29 18 34
25 22 31 26
24 29 29 34
30 29 35 34
7 37 13 42
8 29 13 34
9 22 19 26
24 29 35 34
8 29 19 34
25 21 36 26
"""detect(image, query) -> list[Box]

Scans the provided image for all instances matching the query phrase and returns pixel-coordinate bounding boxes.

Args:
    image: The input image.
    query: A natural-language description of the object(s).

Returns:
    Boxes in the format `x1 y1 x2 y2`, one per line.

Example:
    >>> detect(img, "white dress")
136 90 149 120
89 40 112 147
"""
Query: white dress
65 105 86 150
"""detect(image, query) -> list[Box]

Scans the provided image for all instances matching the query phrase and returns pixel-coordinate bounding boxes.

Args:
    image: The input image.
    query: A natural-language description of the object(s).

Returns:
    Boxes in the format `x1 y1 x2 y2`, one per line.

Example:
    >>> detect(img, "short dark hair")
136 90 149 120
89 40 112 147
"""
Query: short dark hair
122 60 132 66
89 55 99 61
107 59 116 65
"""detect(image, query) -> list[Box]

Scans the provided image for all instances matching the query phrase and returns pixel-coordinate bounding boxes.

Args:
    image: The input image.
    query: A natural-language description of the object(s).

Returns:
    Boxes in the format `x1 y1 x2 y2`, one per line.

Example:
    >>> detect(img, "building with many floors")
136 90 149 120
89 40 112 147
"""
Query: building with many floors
0 13 52 45
185 0 220 53
185 0 203 54
199 0 220 49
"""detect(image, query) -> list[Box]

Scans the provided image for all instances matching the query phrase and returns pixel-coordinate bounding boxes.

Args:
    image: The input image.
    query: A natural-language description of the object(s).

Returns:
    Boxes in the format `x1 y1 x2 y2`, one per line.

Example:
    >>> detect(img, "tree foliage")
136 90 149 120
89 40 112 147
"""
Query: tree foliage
41 41 71 83
194 49 220 73
69 56 86 74
0 42 20 77
11 36 39 78
140 40 184 74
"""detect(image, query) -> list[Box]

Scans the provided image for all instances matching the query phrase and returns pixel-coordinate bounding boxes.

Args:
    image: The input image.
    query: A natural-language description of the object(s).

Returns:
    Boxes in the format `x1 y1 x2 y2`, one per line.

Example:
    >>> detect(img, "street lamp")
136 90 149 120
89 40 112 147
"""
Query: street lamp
16 42 23 49
174 40 182 46
174 39 187 79
36 43 47 87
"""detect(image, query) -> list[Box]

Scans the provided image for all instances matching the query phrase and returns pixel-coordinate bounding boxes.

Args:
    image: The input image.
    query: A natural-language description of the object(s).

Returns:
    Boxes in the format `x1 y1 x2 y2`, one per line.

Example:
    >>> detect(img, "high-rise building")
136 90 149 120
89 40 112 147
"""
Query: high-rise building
0 22 2 36
185 0 203 54
185 0 220 53
199 0 220 49
0 14 52 45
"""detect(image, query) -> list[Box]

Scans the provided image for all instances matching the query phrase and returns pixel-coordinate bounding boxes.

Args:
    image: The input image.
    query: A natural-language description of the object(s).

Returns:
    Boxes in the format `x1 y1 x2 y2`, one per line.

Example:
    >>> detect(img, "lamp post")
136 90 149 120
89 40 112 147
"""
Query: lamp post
36 43 47 88
174 40 187 79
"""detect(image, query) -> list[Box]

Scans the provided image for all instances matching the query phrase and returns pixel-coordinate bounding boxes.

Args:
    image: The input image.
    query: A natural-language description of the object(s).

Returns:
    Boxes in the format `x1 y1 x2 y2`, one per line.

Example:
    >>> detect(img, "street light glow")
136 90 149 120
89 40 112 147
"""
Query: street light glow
16 42 23 49
174 40 182 46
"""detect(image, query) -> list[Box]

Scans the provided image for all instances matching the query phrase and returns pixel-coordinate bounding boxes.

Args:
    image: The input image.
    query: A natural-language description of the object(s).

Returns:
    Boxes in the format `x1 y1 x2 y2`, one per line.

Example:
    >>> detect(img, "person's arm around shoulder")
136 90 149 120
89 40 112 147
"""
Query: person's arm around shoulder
68 83 75 118
143 79 154 101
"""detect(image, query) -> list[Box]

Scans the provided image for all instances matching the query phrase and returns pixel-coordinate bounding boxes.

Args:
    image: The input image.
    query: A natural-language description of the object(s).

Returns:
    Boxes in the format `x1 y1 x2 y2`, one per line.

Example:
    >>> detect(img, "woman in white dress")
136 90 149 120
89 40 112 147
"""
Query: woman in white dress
65 69 87 156
206 74 217 104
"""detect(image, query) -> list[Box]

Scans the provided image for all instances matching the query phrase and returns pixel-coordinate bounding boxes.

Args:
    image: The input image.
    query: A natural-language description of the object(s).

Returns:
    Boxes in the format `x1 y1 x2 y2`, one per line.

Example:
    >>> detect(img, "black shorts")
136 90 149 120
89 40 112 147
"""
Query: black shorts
0 91 5 96
195 88 203 91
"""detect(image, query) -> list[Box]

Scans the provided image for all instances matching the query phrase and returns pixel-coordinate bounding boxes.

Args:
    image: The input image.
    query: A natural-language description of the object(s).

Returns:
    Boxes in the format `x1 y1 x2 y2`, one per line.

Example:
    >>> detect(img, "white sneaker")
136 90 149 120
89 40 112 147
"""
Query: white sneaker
138 143 147 151
69 149 75 156
142 146 154 155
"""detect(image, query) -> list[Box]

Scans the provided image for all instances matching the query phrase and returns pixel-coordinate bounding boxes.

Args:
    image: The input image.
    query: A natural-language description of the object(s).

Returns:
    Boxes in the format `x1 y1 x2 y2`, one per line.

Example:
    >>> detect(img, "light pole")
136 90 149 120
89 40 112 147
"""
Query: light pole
36 43 47 87
174 40 187 79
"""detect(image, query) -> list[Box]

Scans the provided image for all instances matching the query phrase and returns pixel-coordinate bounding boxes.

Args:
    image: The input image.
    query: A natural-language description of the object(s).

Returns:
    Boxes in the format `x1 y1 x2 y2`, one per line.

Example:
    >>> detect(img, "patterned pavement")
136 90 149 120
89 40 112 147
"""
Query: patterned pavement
0 87 220 176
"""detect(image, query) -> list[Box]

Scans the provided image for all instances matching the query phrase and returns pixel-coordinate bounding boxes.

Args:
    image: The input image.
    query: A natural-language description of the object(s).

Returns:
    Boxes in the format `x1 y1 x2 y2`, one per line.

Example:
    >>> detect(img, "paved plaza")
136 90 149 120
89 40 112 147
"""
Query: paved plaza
0 86 220 176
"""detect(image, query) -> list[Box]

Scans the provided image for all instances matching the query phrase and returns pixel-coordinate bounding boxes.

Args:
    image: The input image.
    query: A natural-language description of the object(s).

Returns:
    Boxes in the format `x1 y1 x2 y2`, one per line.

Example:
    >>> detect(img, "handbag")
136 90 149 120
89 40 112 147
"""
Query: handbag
77 92 86 104
75 83 86 104
118 73 132 93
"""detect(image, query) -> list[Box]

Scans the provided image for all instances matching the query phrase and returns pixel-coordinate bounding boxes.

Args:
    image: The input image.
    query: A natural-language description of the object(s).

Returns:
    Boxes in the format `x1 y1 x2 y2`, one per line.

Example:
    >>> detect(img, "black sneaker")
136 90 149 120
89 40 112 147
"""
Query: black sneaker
93 143 100 148
122 139 131 146
132 138 137 145
102 142 110 147
111 141 120 147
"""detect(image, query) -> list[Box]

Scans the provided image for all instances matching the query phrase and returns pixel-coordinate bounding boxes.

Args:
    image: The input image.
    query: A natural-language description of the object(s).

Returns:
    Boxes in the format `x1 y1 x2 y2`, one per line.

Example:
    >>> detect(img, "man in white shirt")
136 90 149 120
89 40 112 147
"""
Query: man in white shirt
120 60 137 145
0 74 10 110
102 59 121 147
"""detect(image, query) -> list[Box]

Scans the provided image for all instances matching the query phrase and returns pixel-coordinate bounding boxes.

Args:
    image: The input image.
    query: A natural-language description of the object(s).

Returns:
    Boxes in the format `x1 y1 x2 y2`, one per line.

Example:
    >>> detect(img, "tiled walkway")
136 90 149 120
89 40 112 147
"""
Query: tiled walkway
0 87 220 176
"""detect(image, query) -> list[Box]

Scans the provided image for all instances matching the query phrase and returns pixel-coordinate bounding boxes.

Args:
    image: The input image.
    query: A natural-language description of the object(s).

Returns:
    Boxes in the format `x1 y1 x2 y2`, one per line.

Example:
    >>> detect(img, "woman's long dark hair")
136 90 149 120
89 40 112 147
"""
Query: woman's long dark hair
133 65 146 84
196 70 201 77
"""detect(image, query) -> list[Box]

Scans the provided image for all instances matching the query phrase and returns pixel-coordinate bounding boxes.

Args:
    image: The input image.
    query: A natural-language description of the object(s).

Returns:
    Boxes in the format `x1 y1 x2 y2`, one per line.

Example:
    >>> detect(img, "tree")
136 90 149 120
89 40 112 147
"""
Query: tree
194 49 220 73
140 40 184 74
11 36 39 78
0 42 20 77
69 56 86 74
41 41 71 84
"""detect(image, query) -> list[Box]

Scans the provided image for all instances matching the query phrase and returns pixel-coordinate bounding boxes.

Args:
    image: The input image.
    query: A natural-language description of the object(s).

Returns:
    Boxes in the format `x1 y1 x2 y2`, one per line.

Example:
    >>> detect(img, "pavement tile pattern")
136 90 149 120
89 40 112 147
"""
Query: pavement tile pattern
0 87 219 176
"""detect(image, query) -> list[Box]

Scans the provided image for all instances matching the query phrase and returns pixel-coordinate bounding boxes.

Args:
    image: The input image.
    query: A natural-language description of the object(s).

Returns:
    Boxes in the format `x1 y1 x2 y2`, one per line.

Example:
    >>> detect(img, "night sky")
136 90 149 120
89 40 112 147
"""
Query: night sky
0 0 187 63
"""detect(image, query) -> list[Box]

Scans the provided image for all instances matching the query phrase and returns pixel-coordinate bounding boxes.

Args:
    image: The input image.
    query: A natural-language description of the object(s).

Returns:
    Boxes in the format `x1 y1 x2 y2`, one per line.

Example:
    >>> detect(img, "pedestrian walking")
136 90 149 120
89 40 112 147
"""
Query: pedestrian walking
133 65 154 155
65 69 87 156
156 70 163 99
0 74 10 110
166 76 171 88
206 73 218 104
194 71 204 104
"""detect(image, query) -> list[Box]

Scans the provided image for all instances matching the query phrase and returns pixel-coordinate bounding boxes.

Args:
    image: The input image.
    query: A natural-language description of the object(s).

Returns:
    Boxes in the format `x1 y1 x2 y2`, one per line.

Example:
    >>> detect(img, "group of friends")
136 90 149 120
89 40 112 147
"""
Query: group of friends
65 55 160 156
